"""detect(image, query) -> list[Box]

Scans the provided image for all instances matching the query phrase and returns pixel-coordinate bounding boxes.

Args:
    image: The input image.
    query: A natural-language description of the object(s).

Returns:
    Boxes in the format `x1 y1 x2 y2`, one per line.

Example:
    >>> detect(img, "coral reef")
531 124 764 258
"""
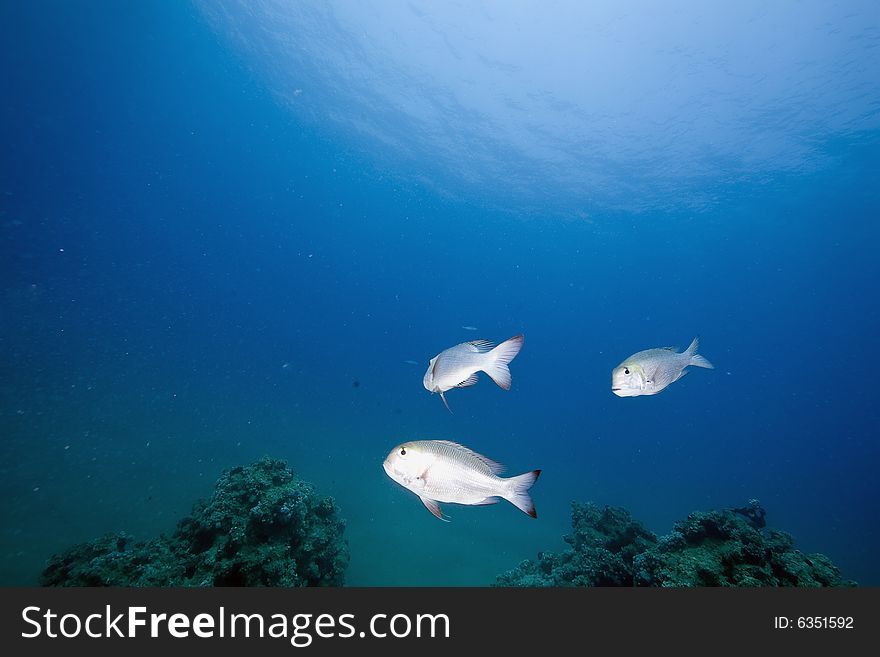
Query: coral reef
496 502 657 586
496 500 855 587
41 457 349 587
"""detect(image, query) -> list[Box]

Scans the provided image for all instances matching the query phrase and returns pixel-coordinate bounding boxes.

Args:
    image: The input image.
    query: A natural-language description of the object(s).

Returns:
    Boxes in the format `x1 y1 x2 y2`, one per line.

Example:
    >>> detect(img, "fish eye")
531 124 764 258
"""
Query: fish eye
624 368 630 375
400 448 406 456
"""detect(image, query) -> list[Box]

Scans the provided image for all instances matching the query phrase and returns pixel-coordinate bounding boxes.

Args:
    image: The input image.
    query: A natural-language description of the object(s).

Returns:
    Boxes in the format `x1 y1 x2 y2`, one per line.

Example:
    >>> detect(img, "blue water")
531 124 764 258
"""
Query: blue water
1 1 878 586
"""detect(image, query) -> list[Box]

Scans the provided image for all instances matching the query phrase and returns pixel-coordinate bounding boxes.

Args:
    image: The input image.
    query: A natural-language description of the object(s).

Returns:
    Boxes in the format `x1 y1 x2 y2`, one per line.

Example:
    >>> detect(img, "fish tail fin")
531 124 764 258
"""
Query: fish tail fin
685 336 714 369
483 334 524 390
503 469 541 518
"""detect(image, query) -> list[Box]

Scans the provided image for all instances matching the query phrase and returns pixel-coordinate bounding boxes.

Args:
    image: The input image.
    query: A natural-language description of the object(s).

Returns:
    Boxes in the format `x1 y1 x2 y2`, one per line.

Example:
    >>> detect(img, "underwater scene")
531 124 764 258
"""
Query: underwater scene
1 1 878 587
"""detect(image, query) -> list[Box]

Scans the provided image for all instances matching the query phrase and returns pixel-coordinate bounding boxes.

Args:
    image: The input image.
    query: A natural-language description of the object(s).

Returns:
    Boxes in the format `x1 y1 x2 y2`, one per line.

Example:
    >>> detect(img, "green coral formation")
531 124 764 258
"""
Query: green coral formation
40 457 349 587
497 500 855 587
496 502 657 586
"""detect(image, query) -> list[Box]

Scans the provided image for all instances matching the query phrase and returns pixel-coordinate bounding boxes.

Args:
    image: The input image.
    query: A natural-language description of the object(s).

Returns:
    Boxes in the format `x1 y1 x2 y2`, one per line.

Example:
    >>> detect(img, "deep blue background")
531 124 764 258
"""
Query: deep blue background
1 2 878 586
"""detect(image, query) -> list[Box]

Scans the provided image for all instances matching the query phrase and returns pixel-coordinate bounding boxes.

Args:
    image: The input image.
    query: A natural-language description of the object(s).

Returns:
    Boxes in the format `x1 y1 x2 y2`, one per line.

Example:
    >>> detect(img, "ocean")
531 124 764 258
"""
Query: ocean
1 0 878 587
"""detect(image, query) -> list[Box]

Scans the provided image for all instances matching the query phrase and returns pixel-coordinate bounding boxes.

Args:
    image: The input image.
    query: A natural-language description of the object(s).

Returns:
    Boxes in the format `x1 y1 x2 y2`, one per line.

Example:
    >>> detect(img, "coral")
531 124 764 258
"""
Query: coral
40 457 349 587
496 502 657 587
497 500 855 587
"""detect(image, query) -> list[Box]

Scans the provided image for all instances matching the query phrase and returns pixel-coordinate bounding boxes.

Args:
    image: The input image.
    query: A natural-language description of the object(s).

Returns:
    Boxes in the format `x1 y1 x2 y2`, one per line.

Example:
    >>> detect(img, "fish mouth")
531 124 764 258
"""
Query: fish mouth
383 460 404 480
383 461 412 486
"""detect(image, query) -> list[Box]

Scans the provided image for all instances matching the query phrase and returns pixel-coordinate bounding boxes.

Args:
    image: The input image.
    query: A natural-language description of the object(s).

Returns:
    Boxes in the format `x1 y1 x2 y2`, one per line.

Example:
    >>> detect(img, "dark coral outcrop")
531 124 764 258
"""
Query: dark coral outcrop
497 500 854 587
40 457 349 587
496 502 657 586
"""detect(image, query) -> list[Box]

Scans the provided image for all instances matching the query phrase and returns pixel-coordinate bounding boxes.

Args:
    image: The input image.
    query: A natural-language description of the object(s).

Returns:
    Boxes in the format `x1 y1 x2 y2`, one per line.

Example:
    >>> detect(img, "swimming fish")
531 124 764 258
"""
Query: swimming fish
383 439 541 520
611 337 714 397
461 325 479 331
423 334 524 411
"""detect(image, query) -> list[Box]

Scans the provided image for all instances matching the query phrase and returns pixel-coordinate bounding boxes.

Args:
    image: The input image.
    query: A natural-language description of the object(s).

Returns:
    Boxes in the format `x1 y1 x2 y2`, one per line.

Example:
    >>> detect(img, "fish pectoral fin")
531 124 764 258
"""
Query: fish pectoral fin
455 372 479 388
419 496 449 522
413 465 431 489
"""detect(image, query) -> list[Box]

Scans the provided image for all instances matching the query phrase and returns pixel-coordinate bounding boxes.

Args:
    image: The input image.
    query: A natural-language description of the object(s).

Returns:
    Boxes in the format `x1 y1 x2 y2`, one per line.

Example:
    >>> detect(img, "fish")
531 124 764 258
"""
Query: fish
611 336 714 397
461 325 479 331
423 334 524 411
383 439 541 520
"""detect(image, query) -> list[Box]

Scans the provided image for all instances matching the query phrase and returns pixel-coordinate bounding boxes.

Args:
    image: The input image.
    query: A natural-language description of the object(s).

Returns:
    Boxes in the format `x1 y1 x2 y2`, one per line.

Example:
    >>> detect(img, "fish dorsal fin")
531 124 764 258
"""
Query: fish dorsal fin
466 339 495 353
419 496 449 521
456 372 479 388
433 440 506 475
661 346 678 351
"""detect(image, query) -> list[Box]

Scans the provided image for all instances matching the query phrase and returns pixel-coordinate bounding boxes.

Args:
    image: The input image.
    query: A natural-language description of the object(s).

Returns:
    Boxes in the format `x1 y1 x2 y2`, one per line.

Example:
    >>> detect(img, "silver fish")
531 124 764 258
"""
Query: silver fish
611 337 714 397
383 439 541 520
423 334 524 411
